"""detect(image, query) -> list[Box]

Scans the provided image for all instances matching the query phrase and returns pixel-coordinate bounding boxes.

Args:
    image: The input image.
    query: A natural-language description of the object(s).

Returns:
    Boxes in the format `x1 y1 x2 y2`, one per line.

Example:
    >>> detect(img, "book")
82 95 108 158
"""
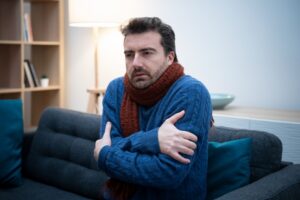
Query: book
23 16 28 41
25 59 40 87
24 61 34 87
24 13 33 42
24 68 30 88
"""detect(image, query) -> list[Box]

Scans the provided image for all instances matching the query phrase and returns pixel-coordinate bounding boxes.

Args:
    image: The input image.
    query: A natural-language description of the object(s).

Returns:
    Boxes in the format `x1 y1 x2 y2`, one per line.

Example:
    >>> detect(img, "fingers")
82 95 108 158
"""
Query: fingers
173 132 197 163
164 132 197 164
94 139 101 161
94 122 112 162
102 122 112 139
174 137 197 157
177 131 197 153
172 152 190 164
180 139 197 152
177 145 194 156
181 131 198 142
166 110 185 124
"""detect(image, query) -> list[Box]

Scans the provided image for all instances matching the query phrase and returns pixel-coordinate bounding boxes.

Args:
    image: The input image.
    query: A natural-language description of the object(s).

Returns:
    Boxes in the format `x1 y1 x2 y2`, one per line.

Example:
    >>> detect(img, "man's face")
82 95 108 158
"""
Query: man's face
124 31 174 89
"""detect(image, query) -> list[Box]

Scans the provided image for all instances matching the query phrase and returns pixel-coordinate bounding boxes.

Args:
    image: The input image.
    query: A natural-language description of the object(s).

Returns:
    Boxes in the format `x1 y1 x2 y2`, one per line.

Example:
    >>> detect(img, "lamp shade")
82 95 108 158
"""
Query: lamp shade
69 0 125 27
69 0 172 27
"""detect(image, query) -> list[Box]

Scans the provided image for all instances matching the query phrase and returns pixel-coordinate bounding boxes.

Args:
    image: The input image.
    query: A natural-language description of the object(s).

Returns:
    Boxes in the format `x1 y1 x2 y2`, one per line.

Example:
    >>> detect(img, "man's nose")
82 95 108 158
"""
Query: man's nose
132 54 143 67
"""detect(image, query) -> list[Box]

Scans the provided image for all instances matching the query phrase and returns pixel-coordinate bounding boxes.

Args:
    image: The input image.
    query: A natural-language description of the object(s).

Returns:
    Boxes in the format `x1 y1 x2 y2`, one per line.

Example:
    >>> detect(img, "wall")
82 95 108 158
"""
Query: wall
65 0 300 112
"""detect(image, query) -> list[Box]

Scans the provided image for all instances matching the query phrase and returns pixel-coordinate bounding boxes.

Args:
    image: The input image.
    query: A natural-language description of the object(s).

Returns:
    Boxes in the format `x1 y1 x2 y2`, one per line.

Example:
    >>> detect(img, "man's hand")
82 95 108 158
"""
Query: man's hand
158 111 198 164
94 122 112 162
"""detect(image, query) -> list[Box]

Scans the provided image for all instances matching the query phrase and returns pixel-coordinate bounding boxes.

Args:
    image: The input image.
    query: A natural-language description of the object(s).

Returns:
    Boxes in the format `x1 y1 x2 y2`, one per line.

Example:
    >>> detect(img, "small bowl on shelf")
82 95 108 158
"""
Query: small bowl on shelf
210 93 235 109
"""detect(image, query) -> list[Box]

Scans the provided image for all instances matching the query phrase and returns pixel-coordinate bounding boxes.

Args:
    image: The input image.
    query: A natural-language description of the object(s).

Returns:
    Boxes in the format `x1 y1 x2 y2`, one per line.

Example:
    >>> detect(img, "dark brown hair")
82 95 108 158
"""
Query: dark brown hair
121 17 178 62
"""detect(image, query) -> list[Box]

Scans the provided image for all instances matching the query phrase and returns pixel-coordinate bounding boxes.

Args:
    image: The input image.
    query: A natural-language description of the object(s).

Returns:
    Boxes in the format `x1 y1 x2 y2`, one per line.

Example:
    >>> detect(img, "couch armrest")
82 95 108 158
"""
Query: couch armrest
281 161 294 168
216 164 300 200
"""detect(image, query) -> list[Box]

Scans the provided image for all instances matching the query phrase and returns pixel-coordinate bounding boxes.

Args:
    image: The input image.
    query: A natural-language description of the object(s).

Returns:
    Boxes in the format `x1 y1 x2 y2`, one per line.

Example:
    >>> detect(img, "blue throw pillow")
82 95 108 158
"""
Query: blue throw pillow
207 138 252 200
0 99 24 187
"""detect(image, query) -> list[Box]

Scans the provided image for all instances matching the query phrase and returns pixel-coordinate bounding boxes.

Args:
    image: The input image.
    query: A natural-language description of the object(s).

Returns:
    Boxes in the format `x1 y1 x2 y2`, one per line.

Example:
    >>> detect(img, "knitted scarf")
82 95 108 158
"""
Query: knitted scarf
106 63 184 200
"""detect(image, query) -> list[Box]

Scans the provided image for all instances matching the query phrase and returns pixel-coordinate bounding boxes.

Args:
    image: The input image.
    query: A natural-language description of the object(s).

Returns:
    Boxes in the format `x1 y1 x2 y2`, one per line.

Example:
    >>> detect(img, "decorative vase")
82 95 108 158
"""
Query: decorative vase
41 78 49 87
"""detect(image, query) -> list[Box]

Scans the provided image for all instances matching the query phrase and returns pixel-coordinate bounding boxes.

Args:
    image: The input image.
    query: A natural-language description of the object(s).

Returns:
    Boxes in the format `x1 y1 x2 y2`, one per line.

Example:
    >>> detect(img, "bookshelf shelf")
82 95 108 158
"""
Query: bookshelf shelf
0 88 22 94
0 0 64 129
24 41 60 45
25 0 60 2
24 85 60 92
0 41 23 44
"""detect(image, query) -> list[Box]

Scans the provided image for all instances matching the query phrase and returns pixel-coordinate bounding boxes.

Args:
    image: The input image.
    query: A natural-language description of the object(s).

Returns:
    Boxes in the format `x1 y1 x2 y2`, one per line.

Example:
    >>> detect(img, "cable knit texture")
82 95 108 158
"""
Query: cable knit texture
99 69 212 200
121 63 184 137
108 63 184 200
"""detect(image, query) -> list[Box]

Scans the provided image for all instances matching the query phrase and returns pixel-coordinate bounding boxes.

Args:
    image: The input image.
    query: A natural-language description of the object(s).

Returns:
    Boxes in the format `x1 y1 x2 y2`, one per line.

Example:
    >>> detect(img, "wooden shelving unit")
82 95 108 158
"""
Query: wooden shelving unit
0 0 64 129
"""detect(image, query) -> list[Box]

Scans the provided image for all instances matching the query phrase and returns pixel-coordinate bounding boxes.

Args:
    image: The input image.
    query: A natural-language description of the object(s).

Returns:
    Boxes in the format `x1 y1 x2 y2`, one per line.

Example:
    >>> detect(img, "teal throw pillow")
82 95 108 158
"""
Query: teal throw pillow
0 99 24 187
207 138 252 200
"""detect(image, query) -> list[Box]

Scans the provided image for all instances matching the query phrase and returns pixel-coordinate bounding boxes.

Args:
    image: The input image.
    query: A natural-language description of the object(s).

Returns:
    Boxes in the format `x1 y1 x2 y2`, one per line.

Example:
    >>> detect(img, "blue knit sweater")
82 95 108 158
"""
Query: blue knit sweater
98 75 212 200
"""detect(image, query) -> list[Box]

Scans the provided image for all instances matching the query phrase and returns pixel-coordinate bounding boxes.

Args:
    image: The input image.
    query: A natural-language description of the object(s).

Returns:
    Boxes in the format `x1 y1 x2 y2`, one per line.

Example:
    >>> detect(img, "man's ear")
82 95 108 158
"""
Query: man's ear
167 51 175 65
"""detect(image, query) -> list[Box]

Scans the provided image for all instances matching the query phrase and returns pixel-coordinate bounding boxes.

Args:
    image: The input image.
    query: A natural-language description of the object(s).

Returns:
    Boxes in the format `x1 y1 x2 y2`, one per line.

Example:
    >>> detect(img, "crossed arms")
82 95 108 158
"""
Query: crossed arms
95 110 197 163
94 83 211 188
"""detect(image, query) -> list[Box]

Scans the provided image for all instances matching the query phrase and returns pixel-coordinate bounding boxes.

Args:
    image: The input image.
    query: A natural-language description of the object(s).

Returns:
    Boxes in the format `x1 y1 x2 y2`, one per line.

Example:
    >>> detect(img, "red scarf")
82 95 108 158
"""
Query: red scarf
106 63 184 200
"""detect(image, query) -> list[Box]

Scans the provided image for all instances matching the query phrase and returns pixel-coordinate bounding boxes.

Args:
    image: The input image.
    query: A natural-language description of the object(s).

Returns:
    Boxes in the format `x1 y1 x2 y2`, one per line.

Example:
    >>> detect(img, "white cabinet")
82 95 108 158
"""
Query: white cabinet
213 107 300 164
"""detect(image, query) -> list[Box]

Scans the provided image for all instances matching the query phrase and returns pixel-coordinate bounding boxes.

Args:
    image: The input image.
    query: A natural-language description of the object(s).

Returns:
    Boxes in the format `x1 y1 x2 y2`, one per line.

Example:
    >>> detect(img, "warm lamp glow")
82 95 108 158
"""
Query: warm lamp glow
69 0 124 90
69 22 119 27
68 0 127 114
69 0 125 28
69 0 162 114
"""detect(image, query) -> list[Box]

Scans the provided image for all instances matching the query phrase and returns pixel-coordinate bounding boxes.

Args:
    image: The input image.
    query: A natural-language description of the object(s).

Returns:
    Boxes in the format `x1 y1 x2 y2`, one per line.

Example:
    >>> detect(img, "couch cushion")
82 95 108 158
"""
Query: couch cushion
209 126 282 182
207 138 252 200
0 99 23 187
25 108 108 199
0 178 91 200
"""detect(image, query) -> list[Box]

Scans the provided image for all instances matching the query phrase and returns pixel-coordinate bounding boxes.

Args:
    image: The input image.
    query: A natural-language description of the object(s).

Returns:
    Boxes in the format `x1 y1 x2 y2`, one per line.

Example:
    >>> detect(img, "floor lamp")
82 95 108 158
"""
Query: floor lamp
69 0 120 114
85 27 107 114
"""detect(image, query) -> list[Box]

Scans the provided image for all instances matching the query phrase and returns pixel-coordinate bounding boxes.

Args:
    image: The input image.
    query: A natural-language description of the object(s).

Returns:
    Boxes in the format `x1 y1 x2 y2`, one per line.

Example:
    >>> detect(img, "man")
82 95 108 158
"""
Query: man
94 17 212 200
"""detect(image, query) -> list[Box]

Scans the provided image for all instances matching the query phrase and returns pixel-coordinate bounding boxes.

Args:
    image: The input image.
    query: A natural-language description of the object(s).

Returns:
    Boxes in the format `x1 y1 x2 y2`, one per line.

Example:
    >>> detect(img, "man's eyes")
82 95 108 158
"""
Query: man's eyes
142 51 153 56
125 53 133 58
124 50 154 59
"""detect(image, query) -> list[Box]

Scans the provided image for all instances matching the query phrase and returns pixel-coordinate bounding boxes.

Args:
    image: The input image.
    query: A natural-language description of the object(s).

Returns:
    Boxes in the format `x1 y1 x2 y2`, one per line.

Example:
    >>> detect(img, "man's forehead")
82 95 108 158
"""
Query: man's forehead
124 31 162 50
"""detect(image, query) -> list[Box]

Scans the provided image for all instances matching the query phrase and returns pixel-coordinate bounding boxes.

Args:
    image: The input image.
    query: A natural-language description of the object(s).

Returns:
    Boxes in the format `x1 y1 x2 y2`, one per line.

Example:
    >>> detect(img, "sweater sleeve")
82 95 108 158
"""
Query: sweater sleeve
100 79 160 154
98 80 212 189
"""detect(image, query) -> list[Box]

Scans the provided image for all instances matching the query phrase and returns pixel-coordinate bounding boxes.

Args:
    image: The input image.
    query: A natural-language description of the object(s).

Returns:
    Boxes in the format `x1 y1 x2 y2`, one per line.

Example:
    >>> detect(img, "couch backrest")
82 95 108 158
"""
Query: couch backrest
208 126 282 182
25 107 108 199
26 107 283 197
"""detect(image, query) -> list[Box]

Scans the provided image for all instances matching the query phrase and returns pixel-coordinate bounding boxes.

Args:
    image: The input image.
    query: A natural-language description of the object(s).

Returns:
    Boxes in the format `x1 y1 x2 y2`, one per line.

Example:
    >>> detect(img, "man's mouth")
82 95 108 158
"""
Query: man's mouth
132 70 149 79
134 72 146 77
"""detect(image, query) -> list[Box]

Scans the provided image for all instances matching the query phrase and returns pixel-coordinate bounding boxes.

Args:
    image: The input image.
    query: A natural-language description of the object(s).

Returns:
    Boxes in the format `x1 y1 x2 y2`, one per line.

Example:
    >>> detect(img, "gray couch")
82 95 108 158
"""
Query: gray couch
0 107 299 199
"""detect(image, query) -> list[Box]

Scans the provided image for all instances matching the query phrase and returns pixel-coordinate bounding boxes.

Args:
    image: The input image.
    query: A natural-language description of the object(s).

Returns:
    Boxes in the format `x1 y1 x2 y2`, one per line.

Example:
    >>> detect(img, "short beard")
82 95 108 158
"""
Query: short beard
131 78 154 89
129 61 169 89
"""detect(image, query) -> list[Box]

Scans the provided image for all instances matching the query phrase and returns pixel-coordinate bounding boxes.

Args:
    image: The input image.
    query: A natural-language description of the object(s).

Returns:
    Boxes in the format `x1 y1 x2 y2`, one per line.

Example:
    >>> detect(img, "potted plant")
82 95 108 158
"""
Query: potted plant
40 75 49 87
